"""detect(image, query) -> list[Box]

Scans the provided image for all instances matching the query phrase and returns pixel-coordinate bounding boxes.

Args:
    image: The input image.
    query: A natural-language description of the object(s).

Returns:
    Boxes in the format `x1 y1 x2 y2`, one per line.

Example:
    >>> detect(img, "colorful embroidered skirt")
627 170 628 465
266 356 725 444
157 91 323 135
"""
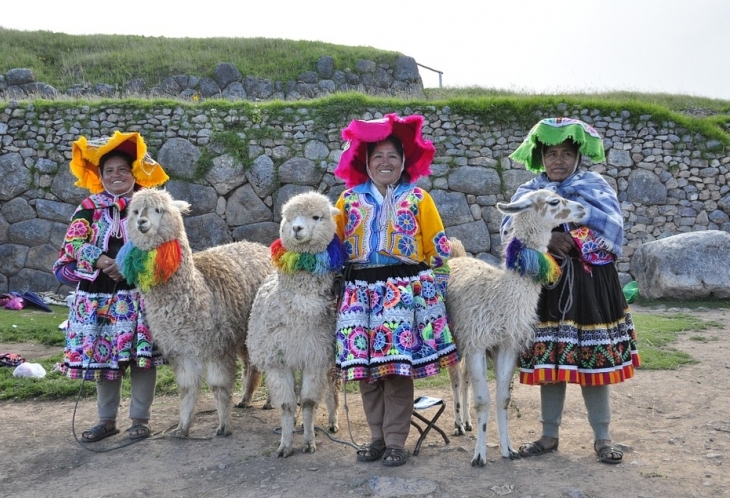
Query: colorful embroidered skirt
62 283 163 381
519 258 640 386
336 263 460 382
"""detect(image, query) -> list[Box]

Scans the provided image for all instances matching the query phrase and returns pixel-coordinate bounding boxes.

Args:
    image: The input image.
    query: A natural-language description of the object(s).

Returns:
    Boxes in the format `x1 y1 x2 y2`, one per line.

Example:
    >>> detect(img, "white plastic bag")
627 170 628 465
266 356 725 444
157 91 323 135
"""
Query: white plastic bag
13 362 47 378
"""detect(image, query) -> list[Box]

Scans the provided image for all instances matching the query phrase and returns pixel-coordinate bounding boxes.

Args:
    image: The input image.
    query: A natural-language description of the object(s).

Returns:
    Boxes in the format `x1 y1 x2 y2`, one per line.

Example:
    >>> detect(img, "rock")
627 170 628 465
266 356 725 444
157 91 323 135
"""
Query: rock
1 197 36 223
205 154 247 195
0 153 32 201
446 221 491 254
232 221 279 246
278 157 323 185
163 180 218 217
182 213 232 251
226 184 273 226
316 56 334 78
627 169 667 204
213 63 242 89
631 230 730 299
6 68 35 86
157 138 201 180
430 190 473 226
448 166 501 196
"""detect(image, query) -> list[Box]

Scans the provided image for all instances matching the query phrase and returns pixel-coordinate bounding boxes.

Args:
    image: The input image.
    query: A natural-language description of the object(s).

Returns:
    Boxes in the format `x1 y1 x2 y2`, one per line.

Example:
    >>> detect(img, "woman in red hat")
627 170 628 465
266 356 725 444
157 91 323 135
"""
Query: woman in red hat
53 131 169 443
333 113 459 466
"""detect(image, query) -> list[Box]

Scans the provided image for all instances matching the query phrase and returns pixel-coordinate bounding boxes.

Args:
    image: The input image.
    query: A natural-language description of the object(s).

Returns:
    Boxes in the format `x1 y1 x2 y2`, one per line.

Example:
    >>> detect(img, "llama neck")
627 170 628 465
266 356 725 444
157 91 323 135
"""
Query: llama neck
118 239 183 292
504 237 561 285
270 236 344 276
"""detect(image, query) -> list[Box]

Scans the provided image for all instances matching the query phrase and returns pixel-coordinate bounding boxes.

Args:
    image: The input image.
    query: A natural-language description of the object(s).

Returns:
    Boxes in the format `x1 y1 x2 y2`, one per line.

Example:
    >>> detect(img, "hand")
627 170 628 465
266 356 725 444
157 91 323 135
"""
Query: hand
102 261 125 282
547 232 576 258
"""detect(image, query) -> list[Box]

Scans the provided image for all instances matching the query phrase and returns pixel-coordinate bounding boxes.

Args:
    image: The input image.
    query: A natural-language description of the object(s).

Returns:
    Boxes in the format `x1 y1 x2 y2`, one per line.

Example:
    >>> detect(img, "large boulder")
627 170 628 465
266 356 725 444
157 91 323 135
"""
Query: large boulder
631 230 730 299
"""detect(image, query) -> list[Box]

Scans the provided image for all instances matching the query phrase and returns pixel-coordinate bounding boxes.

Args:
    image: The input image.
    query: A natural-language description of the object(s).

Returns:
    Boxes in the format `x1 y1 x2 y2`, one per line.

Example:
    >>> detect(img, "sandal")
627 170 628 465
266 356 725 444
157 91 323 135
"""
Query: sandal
356 439 386 462
127 423 151 441
81 424 120 443
382 447 409 467
518 438 559 458
595 440 623 464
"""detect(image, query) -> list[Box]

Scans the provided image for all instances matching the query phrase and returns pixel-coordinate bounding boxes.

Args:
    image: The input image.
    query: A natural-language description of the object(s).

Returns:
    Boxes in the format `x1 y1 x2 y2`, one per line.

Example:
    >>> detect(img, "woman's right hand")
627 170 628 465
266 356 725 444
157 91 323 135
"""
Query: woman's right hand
547 232 576 258
96 255 125 282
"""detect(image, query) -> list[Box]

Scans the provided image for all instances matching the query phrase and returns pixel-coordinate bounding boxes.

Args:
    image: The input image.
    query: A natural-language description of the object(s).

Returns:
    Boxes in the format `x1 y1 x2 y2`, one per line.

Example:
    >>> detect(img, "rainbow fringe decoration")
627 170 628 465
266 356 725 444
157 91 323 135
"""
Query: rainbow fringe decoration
505 238 562 285
117 239 182 292
270 236 345 276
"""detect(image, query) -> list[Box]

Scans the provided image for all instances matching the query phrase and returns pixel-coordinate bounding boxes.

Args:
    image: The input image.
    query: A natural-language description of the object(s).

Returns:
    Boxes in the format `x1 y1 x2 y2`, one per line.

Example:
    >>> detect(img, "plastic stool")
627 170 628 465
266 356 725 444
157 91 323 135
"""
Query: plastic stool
411 395 450 456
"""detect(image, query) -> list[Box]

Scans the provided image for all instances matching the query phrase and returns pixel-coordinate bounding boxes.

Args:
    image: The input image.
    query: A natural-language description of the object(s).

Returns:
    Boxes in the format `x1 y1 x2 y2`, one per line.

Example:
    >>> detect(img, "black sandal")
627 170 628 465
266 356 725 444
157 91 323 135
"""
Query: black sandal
356 439 386 462
81 424 120 443
382 447 409 467
518 438 559 457
127 423 151 441
595 440 623 464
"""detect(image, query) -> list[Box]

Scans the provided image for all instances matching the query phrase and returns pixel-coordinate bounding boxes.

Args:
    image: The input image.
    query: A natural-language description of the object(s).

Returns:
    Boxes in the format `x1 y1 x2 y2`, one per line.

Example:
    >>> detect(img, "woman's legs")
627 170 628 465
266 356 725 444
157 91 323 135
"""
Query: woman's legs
129 364 157 427
359 375 414 449
96 377 122 427
541 382 567 440
582 384 611 441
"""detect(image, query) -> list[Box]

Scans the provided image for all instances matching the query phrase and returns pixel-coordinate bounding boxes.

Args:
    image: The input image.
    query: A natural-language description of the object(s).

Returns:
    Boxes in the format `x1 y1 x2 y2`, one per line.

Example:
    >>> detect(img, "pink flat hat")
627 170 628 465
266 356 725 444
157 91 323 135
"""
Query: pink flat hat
335 113 435 188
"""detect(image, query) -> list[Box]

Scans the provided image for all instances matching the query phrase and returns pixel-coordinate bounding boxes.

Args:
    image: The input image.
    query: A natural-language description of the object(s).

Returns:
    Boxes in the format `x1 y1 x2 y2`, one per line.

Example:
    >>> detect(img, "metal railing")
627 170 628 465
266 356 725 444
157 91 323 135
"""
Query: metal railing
416 63 443 88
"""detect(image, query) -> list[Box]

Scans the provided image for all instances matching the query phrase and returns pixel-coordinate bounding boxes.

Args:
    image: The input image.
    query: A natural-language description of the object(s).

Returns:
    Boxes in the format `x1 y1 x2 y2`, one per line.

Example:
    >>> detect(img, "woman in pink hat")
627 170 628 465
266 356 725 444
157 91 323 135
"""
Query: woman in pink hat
333 113 459 466
53 131 168 443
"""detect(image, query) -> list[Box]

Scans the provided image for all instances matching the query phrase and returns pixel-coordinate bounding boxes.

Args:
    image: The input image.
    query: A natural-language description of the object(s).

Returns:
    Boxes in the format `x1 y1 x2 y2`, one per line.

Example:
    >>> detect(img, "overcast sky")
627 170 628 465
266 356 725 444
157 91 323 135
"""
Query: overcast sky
3 0 728 100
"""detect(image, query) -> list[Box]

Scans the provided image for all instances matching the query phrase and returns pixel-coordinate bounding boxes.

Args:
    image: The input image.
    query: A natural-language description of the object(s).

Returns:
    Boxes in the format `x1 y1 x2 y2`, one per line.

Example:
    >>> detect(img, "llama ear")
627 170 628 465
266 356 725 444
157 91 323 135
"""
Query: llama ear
330 206 340 218
496 197 532 215
171 200 192 214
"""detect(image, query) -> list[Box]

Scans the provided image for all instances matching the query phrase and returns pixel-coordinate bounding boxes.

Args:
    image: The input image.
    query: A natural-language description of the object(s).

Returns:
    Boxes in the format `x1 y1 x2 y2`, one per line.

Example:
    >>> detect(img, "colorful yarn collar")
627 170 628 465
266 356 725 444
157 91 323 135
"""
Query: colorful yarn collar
117 239 182 292
505 238 561 285
270 236 345 276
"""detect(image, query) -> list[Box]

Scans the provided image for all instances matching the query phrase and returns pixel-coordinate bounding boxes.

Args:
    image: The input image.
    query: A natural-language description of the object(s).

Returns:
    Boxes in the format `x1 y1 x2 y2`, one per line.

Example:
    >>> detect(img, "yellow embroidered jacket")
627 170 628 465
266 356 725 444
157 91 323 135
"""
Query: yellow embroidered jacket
334 182 451 292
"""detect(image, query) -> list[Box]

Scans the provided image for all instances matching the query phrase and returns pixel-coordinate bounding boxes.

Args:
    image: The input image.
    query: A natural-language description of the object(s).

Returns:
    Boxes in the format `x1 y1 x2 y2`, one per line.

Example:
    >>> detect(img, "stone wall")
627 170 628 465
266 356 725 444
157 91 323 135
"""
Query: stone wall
0 56 425 101
1 100 729 294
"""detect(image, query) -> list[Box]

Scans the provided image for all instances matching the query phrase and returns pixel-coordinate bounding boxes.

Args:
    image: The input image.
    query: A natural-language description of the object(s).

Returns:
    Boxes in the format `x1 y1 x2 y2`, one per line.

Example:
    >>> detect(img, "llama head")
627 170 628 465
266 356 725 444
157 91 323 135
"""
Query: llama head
279 191 339 254
126 188 190 251
497 189 586 250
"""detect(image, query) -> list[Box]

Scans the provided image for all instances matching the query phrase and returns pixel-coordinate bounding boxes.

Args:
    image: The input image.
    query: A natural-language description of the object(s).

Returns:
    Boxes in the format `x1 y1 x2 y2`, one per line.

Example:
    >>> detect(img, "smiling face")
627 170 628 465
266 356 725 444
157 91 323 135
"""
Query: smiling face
542 141 579 182
100 155 135 196
366 138 404 192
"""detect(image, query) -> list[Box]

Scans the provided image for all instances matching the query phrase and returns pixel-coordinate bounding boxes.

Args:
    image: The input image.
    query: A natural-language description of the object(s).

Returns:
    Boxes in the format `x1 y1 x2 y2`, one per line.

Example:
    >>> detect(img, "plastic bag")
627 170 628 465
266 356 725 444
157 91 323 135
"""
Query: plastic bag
622 281 639 304
13 362 47 378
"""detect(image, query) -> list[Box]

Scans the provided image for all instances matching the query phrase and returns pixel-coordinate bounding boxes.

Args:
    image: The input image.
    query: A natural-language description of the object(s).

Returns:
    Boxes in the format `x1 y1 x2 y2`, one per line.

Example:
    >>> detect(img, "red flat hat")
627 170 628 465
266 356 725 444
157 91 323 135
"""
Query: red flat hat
335 113 435 188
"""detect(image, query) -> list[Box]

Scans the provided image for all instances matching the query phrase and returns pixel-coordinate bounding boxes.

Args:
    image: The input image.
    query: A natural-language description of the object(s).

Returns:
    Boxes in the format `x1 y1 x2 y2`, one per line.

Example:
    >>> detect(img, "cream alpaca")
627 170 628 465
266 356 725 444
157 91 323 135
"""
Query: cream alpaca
446 189 586 466
247 191 343 457
120 188 273 437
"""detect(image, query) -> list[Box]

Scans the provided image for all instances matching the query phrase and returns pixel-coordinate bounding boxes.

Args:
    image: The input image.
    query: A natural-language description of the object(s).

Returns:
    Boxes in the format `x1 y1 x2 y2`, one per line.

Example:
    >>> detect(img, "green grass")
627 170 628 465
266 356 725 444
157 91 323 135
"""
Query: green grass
0 28 400 91
0 302 724 401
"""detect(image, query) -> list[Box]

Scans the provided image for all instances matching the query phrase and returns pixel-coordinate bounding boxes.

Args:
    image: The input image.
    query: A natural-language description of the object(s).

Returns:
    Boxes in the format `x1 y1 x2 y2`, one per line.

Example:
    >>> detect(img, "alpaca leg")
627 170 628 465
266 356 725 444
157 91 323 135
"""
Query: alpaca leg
236 350 262 408
207 355 236 436
172 356 203 437
467 353 491 467
300 368 326 453
462 361 473 432
493 347 519 459
323 367 340 433
267 368 297 457
448 363 465 435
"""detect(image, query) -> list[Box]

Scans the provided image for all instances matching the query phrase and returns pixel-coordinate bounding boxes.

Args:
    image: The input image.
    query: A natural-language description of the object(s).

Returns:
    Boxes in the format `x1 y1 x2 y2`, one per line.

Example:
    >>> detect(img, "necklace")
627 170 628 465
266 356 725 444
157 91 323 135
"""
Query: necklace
504 238 561 285
270 236 345 276
117 240 182 291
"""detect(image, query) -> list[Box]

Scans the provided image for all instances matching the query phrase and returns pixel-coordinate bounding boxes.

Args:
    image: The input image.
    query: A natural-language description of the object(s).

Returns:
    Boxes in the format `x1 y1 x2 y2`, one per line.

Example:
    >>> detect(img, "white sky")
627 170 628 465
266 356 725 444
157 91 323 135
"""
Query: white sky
3 0 729 100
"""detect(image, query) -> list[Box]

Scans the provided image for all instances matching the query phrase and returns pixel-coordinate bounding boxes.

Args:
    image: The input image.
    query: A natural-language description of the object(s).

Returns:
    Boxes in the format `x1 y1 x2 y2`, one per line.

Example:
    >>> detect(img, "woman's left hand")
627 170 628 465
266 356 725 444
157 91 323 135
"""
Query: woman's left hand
103 261 125 282
547 232 576 258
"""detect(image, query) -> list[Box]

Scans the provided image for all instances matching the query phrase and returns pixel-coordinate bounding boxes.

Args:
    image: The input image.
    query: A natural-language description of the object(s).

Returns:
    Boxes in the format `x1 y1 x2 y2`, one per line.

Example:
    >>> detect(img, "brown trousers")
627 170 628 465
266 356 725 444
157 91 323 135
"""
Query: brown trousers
359 375 414 449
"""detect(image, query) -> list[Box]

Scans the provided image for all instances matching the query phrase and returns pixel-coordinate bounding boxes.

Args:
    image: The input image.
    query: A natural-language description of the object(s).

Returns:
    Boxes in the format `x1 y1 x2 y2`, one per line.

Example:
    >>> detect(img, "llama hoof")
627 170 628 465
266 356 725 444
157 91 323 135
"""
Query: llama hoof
454 424 466 436
505 448 520 460
170 428 189 438
277 444 294 458
262 402 274 410
471 453 487 467
302 441 317 454
465 422 473 431
215 426 232 436
235 401 252 409
328 424 339 434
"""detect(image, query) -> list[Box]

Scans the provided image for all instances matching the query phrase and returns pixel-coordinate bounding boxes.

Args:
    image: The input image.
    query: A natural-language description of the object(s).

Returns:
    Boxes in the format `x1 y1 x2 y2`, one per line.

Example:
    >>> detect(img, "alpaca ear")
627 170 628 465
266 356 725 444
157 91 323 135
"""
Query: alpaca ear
496 197 532 215
171 200 192 214
330 206 340 218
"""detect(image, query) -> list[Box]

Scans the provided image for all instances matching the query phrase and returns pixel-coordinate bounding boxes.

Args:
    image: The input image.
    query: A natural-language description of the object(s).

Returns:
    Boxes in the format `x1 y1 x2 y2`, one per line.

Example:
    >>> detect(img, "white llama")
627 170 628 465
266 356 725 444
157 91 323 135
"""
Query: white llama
446 189 586 466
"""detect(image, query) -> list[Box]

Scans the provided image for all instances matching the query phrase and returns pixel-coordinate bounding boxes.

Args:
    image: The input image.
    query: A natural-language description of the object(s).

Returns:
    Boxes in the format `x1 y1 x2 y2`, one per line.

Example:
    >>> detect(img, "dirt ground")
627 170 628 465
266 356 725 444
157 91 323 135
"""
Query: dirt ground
1 303 728 498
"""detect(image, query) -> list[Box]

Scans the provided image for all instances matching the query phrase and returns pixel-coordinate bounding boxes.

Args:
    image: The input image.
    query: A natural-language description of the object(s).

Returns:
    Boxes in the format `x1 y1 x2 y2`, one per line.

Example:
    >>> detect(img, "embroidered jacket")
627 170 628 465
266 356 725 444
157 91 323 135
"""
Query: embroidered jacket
53 192 130 283
334 182 451 291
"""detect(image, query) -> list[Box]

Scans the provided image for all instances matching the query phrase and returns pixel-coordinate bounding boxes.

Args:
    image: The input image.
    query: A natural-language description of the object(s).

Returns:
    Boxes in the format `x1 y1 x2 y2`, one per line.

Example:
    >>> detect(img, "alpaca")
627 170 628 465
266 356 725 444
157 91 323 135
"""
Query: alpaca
247 191 344 458
118 188 273 437
446 189 586 467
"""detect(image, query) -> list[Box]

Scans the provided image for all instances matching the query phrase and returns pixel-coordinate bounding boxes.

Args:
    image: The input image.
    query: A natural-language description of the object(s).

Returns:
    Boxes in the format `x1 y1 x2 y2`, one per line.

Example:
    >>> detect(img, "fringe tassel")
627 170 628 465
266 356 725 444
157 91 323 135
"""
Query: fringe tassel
505 238 562 285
